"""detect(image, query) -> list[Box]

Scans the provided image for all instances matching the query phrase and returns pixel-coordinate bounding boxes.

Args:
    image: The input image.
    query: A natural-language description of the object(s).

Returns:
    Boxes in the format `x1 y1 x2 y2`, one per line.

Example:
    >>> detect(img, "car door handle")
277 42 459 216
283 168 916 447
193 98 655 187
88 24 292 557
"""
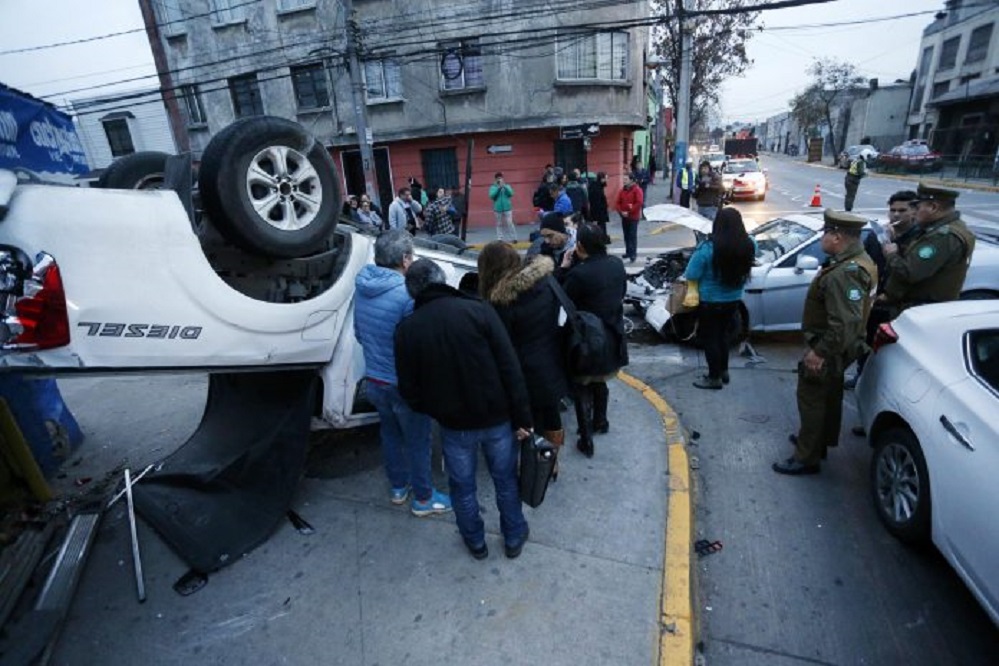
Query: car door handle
939 415 975 451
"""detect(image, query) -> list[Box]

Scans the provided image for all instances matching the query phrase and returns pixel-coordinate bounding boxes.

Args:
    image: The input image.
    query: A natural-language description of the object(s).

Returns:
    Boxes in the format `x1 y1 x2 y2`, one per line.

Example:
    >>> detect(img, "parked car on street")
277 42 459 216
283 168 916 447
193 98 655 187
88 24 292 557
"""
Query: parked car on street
837 144 880 168
703 151 726 171
721 159 768 201
855 301 999 626
634 206 999 340
878 141 943 172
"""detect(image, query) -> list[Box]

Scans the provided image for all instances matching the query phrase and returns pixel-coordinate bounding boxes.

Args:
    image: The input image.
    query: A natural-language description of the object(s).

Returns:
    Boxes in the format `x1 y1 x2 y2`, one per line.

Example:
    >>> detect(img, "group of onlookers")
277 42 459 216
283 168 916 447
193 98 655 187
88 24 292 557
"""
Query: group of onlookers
353 222 628 560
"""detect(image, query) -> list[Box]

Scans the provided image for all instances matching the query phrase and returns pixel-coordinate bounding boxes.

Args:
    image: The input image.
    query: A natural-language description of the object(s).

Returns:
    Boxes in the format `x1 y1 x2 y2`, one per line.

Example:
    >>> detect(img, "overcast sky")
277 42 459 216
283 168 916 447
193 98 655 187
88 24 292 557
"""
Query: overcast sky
0 0 948 122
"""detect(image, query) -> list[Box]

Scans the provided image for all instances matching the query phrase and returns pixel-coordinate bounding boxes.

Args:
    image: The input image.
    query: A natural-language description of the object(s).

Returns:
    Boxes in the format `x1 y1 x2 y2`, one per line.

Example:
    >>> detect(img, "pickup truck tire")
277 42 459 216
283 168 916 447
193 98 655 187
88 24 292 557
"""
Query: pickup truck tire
96 151 171 190
198 117 340 259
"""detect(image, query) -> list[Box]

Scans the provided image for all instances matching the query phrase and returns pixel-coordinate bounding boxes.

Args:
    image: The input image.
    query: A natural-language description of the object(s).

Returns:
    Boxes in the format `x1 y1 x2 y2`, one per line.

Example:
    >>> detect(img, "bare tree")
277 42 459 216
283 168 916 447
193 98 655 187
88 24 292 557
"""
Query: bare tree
650 0 764 133
789 58 865 158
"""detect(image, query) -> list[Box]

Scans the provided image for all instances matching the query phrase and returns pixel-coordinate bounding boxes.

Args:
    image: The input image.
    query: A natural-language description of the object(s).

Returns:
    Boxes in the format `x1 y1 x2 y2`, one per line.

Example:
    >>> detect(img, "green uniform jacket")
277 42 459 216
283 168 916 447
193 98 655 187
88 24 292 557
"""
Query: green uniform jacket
801 243 877 363
883 212 976 309
489 183 514 213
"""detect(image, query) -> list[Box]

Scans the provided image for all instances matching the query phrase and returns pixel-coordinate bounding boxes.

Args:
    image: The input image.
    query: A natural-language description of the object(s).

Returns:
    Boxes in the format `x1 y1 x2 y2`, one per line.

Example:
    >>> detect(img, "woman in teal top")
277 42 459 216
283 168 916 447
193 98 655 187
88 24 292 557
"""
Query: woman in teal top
683 207 756 389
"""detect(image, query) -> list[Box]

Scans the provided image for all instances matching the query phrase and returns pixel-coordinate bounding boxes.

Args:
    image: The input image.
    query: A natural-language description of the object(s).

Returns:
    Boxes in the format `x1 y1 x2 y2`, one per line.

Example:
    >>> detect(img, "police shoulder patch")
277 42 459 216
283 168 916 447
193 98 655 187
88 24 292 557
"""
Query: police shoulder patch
847 287 863 301
917 245 936 260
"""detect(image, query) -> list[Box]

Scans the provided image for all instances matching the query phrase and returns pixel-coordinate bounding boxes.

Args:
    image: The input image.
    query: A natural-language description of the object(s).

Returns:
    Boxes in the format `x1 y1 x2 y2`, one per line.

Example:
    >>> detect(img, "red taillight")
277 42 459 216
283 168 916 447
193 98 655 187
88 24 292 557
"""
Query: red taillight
871 322 898 353
2 253 70 351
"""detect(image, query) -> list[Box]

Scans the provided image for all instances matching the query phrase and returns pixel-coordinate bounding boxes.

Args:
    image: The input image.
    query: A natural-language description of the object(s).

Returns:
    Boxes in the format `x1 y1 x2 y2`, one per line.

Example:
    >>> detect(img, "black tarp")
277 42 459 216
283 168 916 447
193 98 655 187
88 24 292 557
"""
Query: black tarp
132 370 316 573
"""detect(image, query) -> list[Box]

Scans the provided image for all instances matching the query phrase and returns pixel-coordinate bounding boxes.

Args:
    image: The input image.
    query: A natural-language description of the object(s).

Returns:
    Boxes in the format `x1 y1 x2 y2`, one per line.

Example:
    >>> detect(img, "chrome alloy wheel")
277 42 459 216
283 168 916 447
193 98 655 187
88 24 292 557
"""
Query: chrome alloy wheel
245 145 322 232
875 441 921 525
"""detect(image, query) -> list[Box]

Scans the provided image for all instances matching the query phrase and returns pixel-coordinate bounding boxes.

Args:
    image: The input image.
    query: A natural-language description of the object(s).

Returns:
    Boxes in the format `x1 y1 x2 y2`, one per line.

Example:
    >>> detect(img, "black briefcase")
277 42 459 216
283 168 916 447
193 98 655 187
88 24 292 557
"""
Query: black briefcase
519 433 558 508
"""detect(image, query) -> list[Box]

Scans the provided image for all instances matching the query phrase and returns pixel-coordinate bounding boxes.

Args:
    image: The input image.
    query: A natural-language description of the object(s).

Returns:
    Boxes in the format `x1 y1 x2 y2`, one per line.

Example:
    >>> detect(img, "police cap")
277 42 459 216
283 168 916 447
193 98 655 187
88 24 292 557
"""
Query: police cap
913 182 960 203
822 208 867 231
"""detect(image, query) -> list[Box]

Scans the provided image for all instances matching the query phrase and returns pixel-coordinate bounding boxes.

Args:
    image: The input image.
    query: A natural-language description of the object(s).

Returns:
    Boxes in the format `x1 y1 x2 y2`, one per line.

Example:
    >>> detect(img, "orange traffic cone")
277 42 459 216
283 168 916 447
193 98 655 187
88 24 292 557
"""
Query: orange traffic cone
809 184 822 207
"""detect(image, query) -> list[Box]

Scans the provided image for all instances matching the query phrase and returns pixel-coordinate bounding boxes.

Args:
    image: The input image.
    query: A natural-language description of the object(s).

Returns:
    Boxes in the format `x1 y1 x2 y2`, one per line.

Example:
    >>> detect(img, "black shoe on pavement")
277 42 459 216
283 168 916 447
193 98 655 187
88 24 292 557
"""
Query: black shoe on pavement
593 421 609 435
772 456 820 476
693 376 723 390
787 434 827 459
721 371 730 385
505 527 530 559
576 437 594 458
464 540 488 560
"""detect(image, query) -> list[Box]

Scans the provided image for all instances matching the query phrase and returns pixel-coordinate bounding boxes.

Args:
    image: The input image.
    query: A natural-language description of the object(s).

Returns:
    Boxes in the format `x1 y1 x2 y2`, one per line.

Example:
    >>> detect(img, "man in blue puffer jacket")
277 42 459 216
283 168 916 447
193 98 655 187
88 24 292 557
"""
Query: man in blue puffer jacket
354 230 452 516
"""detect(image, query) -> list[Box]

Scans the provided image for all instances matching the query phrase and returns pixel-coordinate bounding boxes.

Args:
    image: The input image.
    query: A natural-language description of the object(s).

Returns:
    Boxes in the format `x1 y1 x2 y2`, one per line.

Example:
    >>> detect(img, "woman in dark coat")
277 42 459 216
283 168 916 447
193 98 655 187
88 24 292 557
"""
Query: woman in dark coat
587 172 610 236
479 242 570 462
560 223 629 457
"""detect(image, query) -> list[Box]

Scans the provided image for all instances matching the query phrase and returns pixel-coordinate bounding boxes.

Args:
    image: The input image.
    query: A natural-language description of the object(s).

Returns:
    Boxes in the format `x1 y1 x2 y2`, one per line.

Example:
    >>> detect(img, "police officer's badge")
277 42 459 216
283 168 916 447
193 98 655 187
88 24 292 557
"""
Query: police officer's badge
918 245 936 259
847 288 863 301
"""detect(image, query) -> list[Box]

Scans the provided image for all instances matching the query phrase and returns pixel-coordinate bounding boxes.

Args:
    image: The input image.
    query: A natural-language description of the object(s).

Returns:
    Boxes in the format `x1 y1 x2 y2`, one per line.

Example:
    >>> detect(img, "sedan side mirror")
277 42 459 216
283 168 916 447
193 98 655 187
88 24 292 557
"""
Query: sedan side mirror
795 255 820 274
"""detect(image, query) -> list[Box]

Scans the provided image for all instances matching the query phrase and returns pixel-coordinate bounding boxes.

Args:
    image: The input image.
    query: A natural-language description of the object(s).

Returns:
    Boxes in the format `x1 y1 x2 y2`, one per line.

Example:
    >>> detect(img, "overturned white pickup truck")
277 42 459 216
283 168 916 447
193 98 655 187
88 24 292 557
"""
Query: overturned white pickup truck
0 116 477 574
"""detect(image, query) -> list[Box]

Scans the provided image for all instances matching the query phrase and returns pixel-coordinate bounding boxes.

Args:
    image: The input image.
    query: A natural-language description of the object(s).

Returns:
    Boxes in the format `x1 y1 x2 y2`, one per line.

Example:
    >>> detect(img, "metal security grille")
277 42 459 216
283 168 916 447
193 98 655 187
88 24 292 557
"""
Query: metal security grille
421 148 459 189
229 74 264 118
291 63 330 110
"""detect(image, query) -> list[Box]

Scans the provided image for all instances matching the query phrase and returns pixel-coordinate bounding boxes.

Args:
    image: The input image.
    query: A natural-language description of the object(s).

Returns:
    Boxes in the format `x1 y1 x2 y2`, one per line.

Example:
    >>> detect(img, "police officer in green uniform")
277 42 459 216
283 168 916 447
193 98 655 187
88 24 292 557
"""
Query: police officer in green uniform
880 182 975 314
844 154 867 212
774 209 877 475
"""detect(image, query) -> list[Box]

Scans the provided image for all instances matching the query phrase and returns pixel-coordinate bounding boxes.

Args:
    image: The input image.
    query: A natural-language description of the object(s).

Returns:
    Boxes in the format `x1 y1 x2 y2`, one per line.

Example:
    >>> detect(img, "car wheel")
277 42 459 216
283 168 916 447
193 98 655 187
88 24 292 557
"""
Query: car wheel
96 151 171 190
198 116 340 258
870 427 931 544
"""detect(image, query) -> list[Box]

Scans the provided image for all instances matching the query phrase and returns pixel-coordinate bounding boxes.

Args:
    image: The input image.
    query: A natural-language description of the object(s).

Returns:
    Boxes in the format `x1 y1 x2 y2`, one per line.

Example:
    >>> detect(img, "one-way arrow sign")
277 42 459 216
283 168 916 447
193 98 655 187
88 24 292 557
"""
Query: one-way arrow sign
560 123 600 140
486 144 512 155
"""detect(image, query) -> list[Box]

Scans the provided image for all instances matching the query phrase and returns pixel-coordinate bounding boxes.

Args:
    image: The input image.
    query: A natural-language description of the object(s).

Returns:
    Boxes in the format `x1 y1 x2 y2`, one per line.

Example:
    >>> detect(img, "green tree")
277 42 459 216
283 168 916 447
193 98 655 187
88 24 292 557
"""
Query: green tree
790 58 865 159
650 0 764 132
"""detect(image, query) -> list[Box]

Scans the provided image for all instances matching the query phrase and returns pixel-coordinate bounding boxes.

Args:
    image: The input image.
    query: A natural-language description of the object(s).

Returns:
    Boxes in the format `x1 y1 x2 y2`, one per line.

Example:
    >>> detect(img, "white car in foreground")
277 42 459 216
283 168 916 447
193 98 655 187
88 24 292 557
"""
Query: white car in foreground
856 301 999 626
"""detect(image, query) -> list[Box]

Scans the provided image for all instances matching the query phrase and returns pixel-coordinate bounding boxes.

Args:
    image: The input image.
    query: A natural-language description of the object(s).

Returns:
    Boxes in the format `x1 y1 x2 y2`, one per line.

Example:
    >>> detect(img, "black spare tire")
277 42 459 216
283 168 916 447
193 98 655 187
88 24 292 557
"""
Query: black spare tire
97 151 171 190
198 116 340 258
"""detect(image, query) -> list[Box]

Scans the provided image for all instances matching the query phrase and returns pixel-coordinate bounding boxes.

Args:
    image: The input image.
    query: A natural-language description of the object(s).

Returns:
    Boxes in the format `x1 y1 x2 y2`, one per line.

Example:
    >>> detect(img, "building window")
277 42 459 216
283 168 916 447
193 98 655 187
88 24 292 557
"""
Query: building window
229 74 264 117
156 1 186 37
440 40 484 91
557 31 629 82
103 118 135 158
966 23 993 63
932 81 950 99
364 60 403 101
276 0 315 12
911 85 924 112
918 46 934 77
291 63 330 109
210 0 246 26
939 36 960 70
179 84 206 125
420 148 458 189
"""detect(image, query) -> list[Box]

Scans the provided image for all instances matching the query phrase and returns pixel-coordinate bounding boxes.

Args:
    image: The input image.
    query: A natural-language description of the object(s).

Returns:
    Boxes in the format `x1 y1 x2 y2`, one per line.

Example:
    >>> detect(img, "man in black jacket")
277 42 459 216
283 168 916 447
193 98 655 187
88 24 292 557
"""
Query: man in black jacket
395 259 533 560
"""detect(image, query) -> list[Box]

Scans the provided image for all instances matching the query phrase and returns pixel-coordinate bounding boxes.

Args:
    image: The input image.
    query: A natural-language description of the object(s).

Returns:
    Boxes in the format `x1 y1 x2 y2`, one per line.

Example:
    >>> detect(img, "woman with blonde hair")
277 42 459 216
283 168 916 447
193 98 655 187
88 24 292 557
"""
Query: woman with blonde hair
478 242 570 468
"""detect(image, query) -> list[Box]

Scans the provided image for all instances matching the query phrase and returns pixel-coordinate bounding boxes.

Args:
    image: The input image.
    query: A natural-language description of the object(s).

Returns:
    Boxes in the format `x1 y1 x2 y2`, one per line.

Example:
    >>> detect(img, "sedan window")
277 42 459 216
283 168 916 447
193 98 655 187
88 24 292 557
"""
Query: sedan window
725 161 759 173
751 219 816 264
968 329 999 392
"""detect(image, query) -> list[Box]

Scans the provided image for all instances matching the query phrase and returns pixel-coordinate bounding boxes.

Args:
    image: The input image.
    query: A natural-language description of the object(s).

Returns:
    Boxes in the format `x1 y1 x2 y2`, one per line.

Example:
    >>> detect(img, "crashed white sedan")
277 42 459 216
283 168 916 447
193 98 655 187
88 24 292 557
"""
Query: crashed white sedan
633 204 999 342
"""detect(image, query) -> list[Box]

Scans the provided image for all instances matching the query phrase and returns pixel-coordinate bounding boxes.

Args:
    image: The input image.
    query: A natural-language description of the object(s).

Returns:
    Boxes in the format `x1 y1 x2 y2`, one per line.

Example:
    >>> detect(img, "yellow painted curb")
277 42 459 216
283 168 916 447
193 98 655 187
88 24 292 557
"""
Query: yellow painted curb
617 371 693 666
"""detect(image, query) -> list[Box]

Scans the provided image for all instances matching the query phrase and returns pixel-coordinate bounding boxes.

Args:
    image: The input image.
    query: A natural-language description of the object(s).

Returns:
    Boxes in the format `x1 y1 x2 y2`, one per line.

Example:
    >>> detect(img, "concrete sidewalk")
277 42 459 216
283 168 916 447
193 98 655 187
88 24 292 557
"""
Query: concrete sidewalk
50 373 688 665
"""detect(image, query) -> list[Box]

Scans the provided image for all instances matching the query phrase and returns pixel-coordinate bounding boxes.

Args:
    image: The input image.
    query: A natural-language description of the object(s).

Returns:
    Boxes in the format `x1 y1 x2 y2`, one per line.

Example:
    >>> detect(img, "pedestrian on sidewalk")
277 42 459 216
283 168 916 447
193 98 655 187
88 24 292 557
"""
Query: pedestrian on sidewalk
587 172 610 236
561 223 629 458
489 172 517 242
478 243 570 472
676 159 695 208
615 172 644 263
683 207 755 390
693 160 725 223
395 259 533 560
353 230 452 515
774 210 876 476
843 153 867 211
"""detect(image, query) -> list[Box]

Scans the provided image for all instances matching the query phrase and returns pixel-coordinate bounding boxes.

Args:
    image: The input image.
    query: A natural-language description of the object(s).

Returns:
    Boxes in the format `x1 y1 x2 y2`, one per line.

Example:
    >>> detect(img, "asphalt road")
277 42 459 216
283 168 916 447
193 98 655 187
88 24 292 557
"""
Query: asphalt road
627 335 999 665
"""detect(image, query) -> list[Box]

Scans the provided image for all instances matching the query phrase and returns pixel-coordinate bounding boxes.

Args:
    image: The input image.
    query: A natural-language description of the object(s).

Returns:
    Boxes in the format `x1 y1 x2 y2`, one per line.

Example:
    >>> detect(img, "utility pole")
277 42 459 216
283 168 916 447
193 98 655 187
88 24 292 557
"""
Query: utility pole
672 0 692 203
343 0 381 209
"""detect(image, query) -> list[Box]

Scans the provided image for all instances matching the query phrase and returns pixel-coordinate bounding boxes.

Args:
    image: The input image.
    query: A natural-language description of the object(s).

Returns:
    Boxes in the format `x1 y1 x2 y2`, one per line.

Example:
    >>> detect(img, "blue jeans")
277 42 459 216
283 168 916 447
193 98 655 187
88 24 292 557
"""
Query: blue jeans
366 380 433 501
439 422 528 547
621 216 639 261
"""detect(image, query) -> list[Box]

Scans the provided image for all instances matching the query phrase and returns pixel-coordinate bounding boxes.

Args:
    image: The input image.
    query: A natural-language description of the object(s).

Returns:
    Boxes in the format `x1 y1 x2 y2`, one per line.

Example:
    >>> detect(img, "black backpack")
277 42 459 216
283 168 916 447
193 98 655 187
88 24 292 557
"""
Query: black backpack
546 277 618 378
